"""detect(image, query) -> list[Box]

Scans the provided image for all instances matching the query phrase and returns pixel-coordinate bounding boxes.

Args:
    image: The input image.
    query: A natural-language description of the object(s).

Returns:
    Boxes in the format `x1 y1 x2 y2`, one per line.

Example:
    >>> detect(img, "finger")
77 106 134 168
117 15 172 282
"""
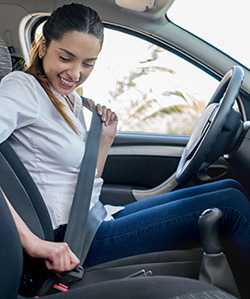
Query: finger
53 243 68 272
63 252 72 272
63 244 79 271
106 108 112 125
110 112 118 123
96 104 103 116
59 244 70 272
45 259 54 270
56 249 65 272
62 243 74 271
46 254 60 271
68 248 80 267
101 106 108 123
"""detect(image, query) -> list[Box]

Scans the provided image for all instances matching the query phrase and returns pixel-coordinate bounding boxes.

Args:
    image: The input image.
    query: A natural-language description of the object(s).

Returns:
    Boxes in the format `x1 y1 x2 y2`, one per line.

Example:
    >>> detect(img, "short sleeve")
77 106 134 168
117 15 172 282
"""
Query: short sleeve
0 71 40 143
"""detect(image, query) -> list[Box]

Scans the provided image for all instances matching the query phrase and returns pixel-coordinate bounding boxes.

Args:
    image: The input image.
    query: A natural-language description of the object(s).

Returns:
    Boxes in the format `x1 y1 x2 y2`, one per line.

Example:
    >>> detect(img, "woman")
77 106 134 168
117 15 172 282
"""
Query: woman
1 3 250 275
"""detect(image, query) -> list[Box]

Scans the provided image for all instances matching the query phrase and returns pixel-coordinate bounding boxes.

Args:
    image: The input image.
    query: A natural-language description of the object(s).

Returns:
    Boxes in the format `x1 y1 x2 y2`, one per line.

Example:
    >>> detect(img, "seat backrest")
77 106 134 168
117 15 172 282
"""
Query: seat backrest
0 38 12 80
0 141 54 240
0 189 23 299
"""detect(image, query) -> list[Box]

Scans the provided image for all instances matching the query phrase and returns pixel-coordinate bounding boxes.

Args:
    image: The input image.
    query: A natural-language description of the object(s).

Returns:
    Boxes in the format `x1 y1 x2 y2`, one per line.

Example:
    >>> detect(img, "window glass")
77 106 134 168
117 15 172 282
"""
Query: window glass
168 0 250 69
82 28 218 135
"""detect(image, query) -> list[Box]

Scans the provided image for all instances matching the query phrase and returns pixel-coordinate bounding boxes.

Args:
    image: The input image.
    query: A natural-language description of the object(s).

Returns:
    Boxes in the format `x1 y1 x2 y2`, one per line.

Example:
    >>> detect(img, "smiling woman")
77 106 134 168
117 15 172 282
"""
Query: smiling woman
38 31 100 94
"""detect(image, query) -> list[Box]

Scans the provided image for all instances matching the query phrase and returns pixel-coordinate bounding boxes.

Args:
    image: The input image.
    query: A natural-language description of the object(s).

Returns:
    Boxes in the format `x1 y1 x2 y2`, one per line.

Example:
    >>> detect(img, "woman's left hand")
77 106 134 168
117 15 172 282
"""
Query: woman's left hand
96 104 118 143
84 99 118 143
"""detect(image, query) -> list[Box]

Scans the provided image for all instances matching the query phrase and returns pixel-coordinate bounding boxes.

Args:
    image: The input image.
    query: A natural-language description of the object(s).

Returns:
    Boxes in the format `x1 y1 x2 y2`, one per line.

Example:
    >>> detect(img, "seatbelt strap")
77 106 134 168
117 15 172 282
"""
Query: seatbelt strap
64 98 102 259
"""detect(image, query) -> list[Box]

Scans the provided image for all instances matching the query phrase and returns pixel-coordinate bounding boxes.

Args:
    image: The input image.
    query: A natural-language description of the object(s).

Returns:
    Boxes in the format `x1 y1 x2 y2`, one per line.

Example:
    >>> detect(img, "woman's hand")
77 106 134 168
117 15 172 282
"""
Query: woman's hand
84 99 118 143
96 104 118 143
23 234 80 272
4 194 80 273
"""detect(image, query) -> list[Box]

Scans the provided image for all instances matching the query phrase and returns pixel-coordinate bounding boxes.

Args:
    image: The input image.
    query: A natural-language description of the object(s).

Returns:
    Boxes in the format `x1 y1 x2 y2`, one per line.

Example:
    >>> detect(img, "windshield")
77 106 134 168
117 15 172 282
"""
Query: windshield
168 0 250 69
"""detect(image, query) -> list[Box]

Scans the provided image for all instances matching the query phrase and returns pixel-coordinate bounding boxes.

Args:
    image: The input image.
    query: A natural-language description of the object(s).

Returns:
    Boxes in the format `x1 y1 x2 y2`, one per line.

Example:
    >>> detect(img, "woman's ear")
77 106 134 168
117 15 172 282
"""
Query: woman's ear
38 38 47 59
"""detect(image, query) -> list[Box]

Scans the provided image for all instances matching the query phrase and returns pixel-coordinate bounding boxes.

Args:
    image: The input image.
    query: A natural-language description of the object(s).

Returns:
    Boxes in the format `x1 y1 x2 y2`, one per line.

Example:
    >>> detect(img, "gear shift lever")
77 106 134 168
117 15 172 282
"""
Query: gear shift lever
198 208 223 254
199 208 240 298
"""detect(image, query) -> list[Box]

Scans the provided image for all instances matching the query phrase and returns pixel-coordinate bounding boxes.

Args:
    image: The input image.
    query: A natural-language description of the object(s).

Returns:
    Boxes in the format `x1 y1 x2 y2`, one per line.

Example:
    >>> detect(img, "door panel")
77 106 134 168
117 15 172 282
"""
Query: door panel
100 133 188 204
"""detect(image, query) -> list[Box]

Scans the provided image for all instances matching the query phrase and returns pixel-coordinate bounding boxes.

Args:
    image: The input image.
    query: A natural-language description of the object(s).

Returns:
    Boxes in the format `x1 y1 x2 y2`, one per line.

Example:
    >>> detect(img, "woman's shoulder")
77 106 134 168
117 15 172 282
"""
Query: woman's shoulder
1 71 38 87
1 71 43 99
0 71 42 109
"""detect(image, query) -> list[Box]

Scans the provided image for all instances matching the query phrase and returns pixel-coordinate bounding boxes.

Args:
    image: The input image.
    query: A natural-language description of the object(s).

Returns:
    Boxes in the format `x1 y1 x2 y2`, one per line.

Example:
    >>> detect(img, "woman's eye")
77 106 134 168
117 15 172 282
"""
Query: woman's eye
59 56 70 62
83 62 95 68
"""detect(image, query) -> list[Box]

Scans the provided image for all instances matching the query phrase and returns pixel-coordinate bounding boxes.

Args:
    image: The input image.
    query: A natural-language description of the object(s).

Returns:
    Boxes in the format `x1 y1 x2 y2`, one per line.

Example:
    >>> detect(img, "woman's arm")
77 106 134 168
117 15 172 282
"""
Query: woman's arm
3 192 79 272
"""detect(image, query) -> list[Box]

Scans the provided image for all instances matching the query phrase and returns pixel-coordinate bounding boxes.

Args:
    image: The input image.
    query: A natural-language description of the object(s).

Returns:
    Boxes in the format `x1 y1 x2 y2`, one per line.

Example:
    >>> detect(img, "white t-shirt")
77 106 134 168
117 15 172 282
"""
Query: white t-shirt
0 71 121 229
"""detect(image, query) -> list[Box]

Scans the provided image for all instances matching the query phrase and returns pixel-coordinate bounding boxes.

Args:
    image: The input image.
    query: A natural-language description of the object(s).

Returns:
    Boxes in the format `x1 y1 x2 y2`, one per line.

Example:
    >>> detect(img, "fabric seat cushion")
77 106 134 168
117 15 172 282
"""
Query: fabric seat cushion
17 276 237 299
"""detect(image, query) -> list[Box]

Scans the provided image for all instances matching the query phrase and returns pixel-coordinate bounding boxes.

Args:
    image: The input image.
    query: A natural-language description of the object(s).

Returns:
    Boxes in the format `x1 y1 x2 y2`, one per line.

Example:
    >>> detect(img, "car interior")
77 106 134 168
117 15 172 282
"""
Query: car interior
1 0 250 298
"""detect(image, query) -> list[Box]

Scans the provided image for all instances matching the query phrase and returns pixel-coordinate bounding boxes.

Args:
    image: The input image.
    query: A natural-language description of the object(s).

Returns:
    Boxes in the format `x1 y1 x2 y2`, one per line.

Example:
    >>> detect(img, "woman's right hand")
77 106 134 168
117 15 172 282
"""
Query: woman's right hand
23 233 80 272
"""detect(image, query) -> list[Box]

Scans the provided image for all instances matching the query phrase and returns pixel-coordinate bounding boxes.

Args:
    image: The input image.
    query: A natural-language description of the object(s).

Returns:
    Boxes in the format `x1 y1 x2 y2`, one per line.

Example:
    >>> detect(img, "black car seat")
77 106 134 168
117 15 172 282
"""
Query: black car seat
0 38 240 298
0 188 237 299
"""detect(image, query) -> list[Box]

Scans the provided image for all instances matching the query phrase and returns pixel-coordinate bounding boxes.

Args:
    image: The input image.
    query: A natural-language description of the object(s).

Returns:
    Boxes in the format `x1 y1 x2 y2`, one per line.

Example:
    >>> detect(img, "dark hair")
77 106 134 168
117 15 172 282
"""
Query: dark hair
25 3 104 132
43 3 104 47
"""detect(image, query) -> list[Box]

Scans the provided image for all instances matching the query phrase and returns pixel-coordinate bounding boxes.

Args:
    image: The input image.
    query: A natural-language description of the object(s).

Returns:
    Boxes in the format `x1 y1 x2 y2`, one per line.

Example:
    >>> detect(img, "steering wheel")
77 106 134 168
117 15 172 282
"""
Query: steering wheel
176 66 244 185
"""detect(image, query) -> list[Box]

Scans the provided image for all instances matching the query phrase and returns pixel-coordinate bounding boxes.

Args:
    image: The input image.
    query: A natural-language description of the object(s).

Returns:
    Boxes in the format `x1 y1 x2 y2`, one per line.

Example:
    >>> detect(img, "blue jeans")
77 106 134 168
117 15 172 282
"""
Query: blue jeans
84 179 250 268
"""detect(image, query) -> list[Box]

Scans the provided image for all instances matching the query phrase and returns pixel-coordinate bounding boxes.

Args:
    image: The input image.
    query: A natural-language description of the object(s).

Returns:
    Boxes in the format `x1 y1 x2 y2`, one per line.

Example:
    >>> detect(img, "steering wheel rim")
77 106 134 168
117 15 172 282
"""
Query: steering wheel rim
176 65 244 185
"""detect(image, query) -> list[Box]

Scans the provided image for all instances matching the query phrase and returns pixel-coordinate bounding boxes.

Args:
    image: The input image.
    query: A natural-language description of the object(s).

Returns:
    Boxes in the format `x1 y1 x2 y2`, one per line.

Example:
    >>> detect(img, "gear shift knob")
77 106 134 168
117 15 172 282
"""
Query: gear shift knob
198 208 240 297
198 208 223 254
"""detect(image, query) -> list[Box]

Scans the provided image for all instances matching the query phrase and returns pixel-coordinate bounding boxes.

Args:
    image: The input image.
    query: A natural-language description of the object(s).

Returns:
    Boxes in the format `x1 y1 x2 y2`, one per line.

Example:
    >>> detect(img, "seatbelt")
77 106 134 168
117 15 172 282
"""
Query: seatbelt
38 99 103 296
63 97 104 270
64 98 102 261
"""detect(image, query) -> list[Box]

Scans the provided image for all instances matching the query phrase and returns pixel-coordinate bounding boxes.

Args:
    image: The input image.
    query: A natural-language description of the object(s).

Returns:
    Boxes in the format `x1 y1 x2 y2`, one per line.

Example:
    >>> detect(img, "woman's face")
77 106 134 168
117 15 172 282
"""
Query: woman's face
40 30 101 96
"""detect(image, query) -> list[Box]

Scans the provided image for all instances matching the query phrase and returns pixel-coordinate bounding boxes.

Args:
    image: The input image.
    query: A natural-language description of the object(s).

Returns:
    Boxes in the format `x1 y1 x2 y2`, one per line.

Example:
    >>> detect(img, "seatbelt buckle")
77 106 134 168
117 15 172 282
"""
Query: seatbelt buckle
60 265 85 283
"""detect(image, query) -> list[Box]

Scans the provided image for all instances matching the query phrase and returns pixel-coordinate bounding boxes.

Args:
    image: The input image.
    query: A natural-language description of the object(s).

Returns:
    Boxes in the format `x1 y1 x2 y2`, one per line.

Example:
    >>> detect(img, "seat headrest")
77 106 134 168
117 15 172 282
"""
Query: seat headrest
0 38 12 80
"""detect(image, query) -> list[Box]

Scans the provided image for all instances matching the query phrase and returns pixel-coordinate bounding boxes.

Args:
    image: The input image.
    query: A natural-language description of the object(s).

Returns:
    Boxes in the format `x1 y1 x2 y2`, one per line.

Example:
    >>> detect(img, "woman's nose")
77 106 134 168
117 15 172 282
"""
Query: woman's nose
68 64 81 82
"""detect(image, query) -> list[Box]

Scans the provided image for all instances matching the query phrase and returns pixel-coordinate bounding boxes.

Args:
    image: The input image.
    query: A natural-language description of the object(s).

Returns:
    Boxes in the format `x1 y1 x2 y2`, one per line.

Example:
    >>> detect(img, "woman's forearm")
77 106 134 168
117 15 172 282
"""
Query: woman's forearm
3 191 36 247
96 135 113 177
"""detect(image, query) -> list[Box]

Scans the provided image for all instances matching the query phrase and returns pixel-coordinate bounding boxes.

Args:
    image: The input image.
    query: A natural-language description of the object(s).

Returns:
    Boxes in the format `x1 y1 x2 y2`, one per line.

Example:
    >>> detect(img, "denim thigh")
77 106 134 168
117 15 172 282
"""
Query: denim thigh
84 187 250 267
114 179 244 218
